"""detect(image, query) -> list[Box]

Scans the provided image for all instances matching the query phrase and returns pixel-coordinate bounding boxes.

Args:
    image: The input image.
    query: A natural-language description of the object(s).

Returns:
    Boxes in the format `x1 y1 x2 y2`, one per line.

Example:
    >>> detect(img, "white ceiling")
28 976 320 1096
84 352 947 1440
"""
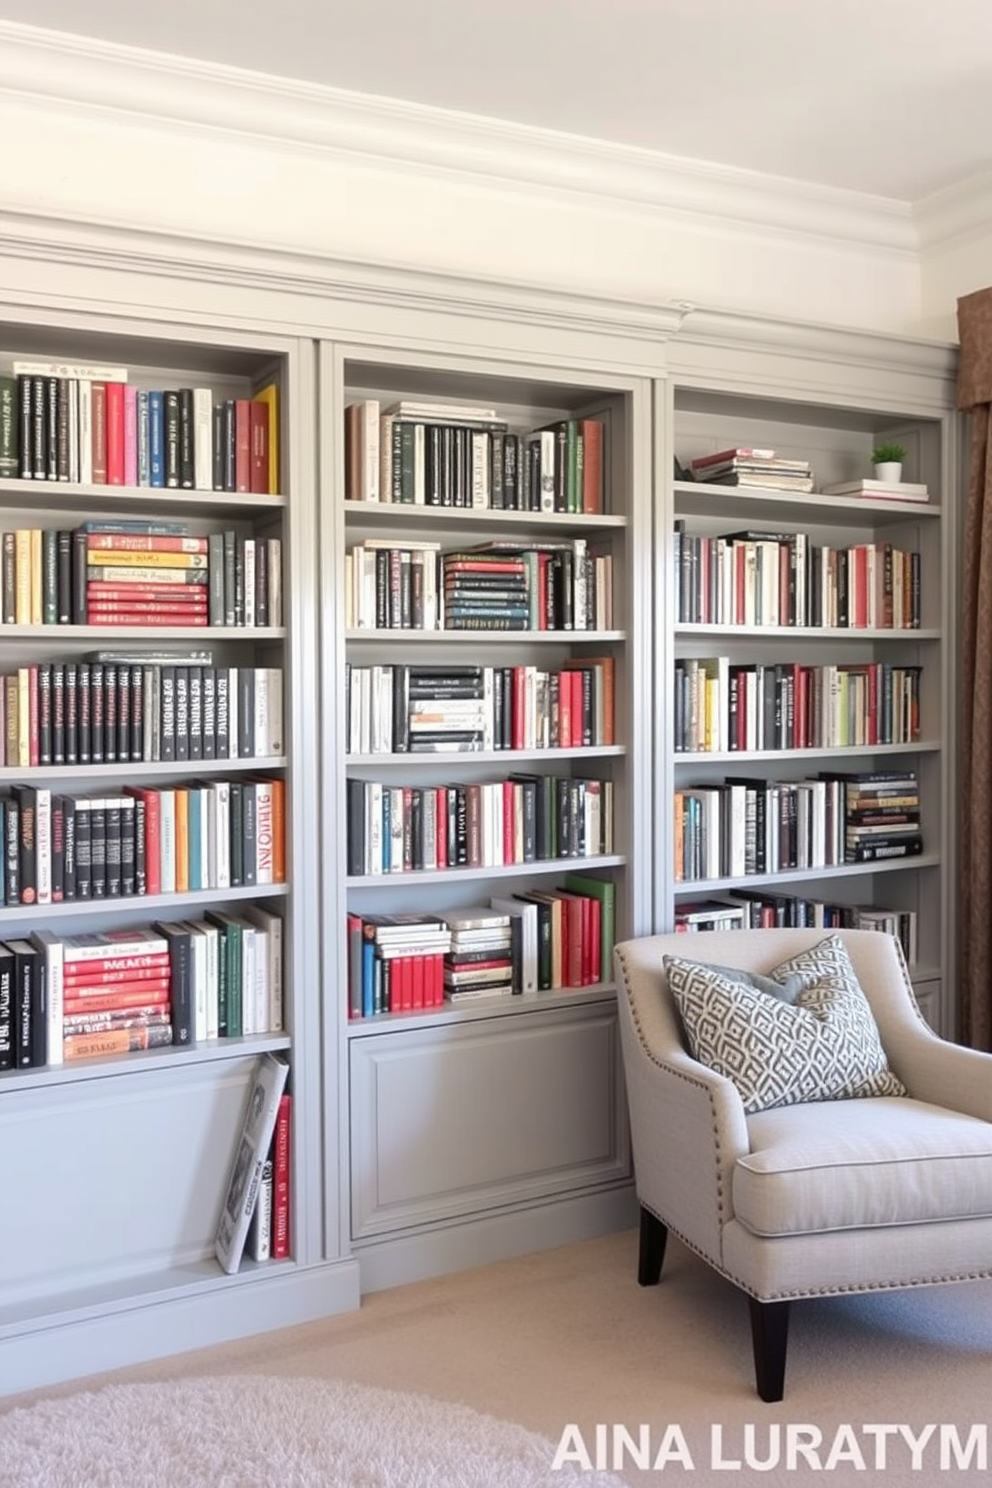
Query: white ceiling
2 0 992 202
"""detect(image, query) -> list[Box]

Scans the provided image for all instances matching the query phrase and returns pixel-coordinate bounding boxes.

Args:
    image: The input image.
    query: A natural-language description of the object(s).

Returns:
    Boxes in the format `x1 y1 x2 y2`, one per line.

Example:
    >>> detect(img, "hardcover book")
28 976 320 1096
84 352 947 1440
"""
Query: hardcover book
215 1052 289 1275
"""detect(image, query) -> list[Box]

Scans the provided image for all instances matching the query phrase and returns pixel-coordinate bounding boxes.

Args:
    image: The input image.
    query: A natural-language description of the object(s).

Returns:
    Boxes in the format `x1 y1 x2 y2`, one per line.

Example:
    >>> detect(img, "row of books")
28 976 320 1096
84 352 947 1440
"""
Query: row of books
673 659 922 753
345 659 615 755
1 366 279 494
345 774 615 877
0 911 284 1072
0 521 283 628
345 539 614 632
0 657 283 767
0 776 285 906
674 771 921 882
344 398 605 514
674 526 921 629
674 892 918 965
347 877 616 1018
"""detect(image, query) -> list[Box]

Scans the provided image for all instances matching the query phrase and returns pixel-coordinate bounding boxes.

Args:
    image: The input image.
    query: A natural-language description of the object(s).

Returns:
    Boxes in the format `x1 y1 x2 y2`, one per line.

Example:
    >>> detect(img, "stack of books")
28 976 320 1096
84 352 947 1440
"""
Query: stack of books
346 912 451 1018
688 447 814 493
442 907 515 1002
83 524 210 626
821 477 929 504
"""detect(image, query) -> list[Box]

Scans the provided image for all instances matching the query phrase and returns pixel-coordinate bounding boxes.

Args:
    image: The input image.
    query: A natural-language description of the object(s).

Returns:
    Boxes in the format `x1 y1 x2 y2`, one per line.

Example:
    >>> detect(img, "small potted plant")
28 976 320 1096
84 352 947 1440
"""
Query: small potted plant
871 442 906 483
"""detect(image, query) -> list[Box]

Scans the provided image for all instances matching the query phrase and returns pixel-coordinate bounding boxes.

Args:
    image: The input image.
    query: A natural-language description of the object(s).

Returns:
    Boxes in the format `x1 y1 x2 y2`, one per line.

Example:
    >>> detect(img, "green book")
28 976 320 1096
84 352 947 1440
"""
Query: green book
0 377 17 478
562 872 616 984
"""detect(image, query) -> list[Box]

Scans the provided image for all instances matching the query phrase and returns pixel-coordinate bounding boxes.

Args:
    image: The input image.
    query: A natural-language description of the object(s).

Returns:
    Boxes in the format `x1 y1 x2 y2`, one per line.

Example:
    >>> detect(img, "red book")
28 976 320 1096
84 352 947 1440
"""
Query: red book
434 787 448 869
86 534 209 553
62 960 170 986
502 779 515 863
580 418 604 514
249 400 270 495
511 666 526 750
410 953 425 1010
690 446 776 471
271 1093 291 1260
63 987 171 1015
235 399 251 494
91 383 108 483
105 382 126 485
86 586 209 603
87 612 210 626
64 975 171 1001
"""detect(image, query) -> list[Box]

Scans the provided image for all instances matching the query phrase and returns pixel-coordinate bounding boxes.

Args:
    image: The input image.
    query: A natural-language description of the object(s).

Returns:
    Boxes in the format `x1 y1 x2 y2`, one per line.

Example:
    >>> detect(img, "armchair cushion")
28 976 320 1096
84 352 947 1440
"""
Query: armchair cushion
664 933 906 1114
736 1097 992 1235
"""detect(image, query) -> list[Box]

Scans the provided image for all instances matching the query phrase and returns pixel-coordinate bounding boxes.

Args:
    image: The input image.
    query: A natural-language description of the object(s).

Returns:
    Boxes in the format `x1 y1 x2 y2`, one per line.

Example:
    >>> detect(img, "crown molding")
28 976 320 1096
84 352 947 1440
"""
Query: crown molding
915 171 992 251
1 20 918 258
0 208 955 384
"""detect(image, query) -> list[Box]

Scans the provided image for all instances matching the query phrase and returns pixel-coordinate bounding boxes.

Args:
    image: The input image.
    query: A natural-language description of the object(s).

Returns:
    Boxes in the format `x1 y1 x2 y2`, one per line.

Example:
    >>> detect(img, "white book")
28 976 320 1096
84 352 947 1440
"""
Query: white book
266 538 283 626
30 929 64 1067
366 780 383 875
248 1158 273 1262
471 430 490 509
193 387 213 491
158 788 177 895
253 778 275 885
12 361 128 382
413 423 426 505
240 922 258 1036
361 398 380 502
67 379 79 484
538 429 556 512
215 1052 288 1275
77 380 93 485
226 666 239 763
488 896 538 994
379 411 395 504
180 920 210 1042
34 787 52 906
243 903 284 1033
385 400 499 421
187 917 221 1040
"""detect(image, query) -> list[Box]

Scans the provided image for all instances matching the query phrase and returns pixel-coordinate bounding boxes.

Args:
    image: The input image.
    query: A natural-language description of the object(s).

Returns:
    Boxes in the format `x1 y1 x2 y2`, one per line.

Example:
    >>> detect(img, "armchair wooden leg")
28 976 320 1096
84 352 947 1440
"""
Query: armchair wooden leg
748 1297 790 1402
637 1206 667 1286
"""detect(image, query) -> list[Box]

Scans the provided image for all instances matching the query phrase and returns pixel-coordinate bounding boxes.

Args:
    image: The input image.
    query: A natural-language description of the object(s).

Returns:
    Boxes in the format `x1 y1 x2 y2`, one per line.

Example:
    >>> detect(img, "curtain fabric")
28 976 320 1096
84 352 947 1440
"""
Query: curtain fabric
957 287 992 1049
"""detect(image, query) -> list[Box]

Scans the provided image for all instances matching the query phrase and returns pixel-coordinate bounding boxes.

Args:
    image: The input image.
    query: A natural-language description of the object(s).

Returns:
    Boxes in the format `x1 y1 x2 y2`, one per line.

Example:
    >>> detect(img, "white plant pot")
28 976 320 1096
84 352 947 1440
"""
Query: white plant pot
874 462 903 483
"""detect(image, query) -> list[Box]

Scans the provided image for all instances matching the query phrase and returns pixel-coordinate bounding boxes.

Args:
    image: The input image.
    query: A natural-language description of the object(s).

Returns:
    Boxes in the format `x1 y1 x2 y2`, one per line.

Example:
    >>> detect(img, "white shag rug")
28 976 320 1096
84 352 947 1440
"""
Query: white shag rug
0 1374 629 1487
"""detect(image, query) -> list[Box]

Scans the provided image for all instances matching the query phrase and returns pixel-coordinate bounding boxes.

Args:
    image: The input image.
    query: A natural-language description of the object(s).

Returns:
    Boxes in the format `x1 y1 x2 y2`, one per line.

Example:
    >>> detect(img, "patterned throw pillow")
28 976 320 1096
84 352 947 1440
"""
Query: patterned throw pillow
664 935 906 1114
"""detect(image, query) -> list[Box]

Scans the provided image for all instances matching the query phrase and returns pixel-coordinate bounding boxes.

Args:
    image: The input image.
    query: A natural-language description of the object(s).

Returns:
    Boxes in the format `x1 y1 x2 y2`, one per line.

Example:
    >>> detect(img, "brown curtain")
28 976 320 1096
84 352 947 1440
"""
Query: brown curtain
957 288 992 1048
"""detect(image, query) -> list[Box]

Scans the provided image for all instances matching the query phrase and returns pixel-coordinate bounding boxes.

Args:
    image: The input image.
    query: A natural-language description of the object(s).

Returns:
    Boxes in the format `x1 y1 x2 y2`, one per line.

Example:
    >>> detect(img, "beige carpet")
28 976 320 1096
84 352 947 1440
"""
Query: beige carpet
4 1228 992 1487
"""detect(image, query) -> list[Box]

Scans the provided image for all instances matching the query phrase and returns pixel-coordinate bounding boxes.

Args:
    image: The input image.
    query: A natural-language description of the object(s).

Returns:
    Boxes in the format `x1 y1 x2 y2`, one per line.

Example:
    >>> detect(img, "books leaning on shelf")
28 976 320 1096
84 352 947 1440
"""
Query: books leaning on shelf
673 524 920 629
346 912 452 1017
686 447 815 493
820 478 930 503
0 521 283 629
715 886 918 966
0 656 284 769
0 366 280 494
442 906 515 1003
215 1052 289 1275
674 770 921 882
346 774 613 876
0 776 285 907
344 398 605 513
345 658 615 754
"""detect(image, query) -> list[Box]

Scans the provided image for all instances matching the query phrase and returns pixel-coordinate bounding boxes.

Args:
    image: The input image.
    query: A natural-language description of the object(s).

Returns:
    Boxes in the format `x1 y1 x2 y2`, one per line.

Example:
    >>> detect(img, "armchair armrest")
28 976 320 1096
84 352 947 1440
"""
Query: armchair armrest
887 1026 992 1123
615 943 750 1268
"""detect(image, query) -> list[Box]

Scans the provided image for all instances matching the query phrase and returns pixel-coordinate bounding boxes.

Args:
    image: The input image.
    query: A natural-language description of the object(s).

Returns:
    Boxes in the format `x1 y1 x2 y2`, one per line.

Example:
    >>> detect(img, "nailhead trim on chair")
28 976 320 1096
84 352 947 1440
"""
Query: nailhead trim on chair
615 947 731 1230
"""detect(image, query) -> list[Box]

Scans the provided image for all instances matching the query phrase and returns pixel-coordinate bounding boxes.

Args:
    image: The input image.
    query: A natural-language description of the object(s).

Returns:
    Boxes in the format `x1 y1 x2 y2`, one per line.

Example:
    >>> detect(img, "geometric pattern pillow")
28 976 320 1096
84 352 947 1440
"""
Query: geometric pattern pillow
664 934 906 1114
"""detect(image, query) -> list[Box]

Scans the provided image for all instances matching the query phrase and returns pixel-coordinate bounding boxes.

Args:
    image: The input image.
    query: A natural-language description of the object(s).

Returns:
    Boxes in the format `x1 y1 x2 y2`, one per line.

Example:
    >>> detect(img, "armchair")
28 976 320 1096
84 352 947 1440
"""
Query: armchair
614 928 992 1401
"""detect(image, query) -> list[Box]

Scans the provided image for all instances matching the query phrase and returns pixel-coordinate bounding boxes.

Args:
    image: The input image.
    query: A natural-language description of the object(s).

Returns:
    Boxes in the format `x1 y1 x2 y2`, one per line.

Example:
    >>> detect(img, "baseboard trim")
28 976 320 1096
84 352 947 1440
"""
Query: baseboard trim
0 1258 361 1397
354 1184 638 1294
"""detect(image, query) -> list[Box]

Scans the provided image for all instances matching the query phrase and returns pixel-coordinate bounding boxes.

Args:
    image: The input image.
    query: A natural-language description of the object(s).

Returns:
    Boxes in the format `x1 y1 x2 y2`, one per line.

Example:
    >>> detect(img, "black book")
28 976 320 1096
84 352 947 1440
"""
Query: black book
102 663 117 764
104 796 123 898
222 400 237 494
74 799 92 901
11 784 37 908
163 390 181 488
238 667 255 758
89 795 108 900
212 402 225 491
131 793 146 896
201 666 216 760
52 663 66 765
241 781 257 887
44 375 58 481
160 666 177 762
215 667 230 760
76 661 91 764
57 530 73 624
17 375 33 479
0 943 13 1070
41 528 58 623
188 666 203 761
7 938 43 1068
37 664 53 766
4 797 20 906
116 664 131 764
346 778 366 876
89 661 105 764
50 794 66 904
178 387 196 489
174 667 190 762
130 665 144 763
228 780 244 888
61 796 76 901
152 920 195 1047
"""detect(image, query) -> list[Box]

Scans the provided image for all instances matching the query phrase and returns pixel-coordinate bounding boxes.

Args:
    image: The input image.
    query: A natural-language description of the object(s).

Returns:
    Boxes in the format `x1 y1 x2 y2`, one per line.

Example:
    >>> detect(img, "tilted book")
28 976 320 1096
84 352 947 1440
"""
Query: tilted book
215 1052 289 1274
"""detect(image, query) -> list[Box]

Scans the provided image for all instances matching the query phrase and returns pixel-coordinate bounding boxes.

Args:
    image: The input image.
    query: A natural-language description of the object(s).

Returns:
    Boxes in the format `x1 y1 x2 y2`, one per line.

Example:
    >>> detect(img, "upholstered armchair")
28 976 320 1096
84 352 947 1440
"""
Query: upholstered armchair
613 927 992 1401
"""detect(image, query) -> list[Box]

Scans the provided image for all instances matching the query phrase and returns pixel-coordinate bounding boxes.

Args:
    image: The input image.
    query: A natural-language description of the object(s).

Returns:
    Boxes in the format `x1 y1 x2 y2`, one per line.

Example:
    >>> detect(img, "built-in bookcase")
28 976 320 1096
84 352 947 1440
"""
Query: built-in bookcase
320 344 651 1286
0 305 351 1396
655 380 956 1035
